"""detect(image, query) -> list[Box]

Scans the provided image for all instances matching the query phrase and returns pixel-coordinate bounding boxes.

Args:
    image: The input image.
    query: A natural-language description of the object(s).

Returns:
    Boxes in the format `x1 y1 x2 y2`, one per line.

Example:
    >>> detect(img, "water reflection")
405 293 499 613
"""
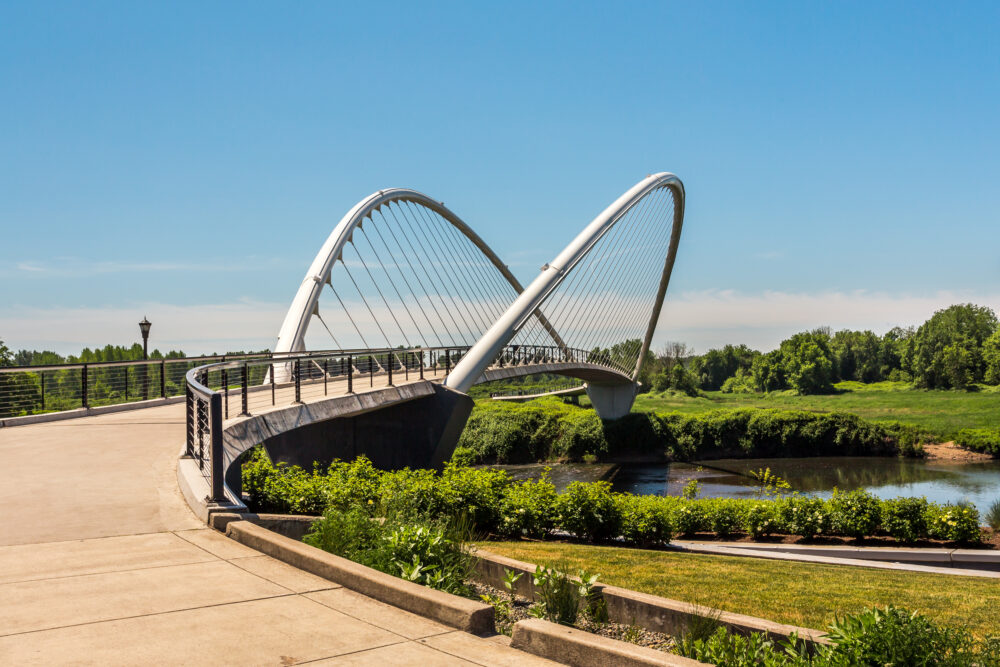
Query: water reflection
500 457 1000 515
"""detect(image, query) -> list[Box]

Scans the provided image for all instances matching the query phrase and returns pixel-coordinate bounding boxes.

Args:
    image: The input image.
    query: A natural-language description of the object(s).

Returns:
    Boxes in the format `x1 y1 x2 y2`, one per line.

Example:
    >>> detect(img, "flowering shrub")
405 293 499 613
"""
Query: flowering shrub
926 502 982 543
882 497 929 543
780 495 831 539
829 489 882 539
706 498 743 538
670 499 709 536
742 501 783 538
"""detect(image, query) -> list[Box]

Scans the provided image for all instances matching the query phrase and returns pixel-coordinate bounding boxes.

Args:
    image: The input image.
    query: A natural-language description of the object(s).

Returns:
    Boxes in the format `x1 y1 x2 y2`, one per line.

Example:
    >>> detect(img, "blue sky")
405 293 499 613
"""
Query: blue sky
1 1 998 354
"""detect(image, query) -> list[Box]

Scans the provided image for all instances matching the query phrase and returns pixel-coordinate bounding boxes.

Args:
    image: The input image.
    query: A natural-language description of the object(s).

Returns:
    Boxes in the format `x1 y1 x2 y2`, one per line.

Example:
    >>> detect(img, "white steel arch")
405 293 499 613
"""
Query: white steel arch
444 172 685 394
274 188 565 354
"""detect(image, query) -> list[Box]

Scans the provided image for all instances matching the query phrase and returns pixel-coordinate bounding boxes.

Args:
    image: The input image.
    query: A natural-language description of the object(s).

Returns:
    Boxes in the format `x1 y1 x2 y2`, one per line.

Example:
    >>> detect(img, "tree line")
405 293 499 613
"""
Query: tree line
648 303 1000 395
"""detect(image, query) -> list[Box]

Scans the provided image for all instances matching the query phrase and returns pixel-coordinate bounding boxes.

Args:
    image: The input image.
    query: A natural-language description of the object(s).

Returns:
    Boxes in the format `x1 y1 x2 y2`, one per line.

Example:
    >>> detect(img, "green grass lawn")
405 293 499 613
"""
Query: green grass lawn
628 382 1000 439
480 541 1000 638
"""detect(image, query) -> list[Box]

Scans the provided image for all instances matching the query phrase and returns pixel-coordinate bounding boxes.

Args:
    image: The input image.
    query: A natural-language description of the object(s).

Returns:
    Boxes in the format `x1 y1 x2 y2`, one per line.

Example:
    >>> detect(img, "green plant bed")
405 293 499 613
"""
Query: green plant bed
479 541 1000 639
242 452 984 545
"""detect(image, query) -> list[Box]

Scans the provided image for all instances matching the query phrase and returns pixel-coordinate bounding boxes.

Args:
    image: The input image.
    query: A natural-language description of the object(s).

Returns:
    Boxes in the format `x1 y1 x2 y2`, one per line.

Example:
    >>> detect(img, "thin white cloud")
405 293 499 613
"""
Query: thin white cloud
3 257 294 278
3 289 999 358
653 289 1000 352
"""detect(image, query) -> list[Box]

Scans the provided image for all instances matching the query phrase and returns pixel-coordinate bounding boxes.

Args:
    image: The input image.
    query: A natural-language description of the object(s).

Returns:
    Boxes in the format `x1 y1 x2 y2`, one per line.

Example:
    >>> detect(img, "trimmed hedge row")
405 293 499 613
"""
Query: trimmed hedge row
242 451 982 544
454 400 920 464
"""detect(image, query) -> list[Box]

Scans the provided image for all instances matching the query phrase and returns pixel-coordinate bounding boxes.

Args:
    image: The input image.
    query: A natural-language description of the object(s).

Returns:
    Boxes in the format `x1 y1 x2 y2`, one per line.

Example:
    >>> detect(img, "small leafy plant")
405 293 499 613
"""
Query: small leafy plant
985 498 1000 532
749 467 792 499
533 564 580 625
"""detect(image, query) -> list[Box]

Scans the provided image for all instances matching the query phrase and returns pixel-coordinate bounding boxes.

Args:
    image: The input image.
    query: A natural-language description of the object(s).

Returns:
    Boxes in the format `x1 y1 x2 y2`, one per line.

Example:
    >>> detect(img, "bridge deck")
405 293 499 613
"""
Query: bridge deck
0 402 556 664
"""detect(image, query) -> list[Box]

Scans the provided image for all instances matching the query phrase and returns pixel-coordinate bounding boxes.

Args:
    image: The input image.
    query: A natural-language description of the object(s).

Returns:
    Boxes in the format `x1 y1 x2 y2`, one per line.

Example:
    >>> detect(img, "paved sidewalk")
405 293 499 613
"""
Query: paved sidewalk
0 407 557 665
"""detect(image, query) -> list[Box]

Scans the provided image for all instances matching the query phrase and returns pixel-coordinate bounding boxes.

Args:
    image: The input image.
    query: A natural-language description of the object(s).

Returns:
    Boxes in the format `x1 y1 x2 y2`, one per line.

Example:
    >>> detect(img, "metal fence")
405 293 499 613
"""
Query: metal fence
0 354 276 420
182 344 596 501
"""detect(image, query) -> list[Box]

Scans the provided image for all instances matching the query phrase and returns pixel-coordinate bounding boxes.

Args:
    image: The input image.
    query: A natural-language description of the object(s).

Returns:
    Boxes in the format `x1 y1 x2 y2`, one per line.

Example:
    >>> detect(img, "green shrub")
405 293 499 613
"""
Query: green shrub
926 502 982 543
456 400 908 466
676 625 807 666
437 464 510 535
779 495 831 539
498 472 558 538
742 501 783 538
881 497 929 542
616 494 672 545
955 427 1000 455
304 508 476 596
668 498 710 536
986 499 1000 532
556 481 621 541
828 489 882 539
323 456 382 512
705 498 743 538
821 605 981 665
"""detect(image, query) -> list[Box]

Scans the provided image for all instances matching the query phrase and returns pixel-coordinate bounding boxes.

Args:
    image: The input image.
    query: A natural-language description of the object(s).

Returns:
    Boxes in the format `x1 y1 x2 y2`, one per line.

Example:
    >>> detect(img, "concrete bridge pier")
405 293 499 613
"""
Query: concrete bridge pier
585 382 638 420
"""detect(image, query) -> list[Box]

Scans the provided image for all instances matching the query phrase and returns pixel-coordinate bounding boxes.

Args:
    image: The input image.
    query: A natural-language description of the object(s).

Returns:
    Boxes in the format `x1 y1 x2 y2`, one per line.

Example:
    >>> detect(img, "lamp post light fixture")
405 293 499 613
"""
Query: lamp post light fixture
139 317 152 359
139 317 152 400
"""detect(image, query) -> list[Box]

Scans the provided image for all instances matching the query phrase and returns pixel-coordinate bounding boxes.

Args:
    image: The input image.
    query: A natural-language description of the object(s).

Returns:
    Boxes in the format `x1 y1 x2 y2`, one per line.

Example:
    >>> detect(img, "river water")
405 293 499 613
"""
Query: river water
495 457 1000 514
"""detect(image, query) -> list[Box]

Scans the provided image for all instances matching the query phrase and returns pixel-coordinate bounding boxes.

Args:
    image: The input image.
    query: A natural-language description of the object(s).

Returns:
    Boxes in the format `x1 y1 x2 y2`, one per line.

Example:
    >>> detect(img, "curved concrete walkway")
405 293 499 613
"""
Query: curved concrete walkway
0 406 557 665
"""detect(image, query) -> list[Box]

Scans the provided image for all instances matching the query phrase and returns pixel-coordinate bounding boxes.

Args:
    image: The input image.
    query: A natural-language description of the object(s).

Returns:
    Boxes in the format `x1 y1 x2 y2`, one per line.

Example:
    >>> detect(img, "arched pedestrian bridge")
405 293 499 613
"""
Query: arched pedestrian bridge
0 173 684 521
178 172 684 518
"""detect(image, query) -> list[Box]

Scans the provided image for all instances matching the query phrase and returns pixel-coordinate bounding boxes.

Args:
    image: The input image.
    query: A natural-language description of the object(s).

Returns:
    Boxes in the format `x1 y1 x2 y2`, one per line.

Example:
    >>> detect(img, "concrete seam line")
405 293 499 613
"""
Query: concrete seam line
510 618 709 667
224 521 494 634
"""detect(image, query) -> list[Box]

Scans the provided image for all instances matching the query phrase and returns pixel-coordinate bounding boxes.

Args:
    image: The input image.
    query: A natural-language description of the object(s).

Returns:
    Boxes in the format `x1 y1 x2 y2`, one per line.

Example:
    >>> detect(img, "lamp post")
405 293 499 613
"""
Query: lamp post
139 317 151 400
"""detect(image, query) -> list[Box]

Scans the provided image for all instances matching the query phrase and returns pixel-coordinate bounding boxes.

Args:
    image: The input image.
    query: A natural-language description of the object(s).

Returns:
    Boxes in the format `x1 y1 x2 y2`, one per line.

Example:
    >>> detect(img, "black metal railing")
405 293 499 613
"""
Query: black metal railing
179 344 604 500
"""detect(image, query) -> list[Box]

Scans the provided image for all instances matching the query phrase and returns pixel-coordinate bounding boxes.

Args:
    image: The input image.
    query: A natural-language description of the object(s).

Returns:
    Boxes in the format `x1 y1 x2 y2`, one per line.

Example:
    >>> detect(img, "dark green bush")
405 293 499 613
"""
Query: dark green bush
955 427 1000 455
881 496 929 542
829 489 882 539
556 481 621 541
457 400 906 465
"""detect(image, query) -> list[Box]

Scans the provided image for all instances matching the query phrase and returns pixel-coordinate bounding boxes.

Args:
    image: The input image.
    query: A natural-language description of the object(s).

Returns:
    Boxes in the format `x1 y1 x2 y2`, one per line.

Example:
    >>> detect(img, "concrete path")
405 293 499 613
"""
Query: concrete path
0 406 557 665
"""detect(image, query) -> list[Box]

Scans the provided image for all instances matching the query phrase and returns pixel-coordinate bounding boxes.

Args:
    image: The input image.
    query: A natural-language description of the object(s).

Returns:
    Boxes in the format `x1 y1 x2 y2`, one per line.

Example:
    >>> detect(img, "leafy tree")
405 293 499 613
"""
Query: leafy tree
830 329 882 383
691 344 759 390
779 330 835 394
879 326 912 381
905 304 998 389
984 330 1000 386
750 350 785 392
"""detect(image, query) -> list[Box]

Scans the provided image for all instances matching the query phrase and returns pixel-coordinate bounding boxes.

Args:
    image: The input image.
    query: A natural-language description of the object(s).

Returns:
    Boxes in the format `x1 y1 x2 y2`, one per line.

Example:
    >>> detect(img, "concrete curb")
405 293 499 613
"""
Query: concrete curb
473 548 828 647
677 541 1000 569
510 618 708 666
224 520 494 635
0 395 186 428
672 541 1000 578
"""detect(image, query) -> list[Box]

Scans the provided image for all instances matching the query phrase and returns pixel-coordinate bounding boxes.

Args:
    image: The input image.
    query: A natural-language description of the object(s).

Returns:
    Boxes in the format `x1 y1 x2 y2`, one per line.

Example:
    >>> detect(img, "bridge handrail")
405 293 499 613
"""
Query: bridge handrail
180 343 606 503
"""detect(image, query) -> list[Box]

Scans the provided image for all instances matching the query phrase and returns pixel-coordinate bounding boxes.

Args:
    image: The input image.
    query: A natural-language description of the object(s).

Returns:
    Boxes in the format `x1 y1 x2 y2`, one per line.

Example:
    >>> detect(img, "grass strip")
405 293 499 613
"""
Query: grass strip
479 540 1000 638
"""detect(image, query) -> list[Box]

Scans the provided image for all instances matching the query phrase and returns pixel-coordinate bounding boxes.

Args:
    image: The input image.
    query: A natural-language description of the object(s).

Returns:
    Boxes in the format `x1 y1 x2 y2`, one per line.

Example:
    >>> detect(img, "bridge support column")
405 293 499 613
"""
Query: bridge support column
585 382 638 420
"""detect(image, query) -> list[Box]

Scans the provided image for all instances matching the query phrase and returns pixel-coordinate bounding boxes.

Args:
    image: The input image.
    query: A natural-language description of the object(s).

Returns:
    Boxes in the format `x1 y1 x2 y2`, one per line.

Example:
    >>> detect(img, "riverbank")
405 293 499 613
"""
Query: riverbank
924 441 997 461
